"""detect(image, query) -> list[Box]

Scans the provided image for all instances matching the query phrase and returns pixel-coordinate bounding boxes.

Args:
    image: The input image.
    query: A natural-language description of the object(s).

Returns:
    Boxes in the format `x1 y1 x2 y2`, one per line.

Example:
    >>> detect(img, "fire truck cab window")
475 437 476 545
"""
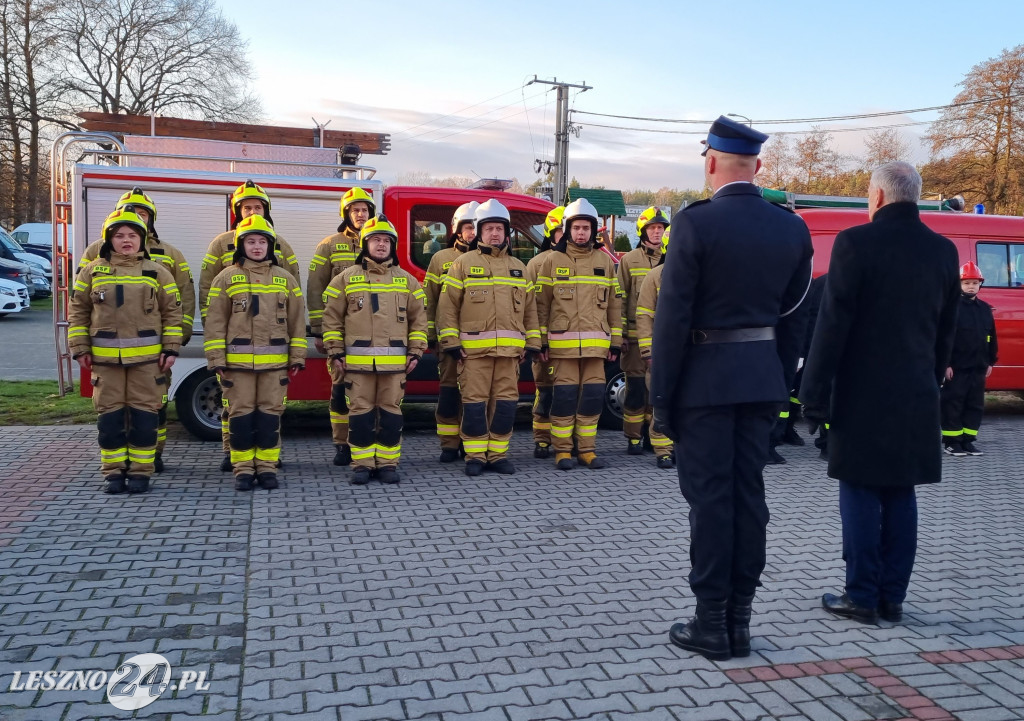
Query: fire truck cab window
977 243 1011 288
409 204 547 270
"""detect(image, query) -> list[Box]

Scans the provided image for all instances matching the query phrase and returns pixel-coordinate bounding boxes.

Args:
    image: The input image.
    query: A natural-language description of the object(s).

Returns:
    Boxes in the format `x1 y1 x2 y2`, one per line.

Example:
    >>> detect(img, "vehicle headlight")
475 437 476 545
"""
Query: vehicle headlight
0 287 16 297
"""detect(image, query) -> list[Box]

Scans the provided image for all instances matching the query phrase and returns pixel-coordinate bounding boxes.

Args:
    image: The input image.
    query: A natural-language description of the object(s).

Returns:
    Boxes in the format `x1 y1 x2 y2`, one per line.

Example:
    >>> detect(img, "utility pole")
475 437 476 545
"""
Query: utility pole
527 76 592 204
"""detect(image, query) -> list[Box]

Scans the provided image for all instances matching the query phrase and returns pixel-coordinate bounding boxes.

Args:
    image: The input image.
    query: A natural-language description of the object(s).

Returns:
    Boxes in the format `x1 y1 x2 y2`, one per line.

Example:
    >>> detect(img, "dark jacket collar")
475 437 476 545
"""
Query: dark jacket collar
712 182 760 199
872 201 920 223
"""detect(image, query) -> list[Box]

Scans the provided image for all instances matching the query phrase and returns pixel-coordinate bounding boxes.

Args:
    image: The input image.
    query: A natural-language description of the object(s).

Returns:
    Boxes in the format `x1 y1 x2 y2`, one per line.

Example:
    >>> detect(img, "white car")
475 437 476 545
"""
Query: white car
0 277 29 317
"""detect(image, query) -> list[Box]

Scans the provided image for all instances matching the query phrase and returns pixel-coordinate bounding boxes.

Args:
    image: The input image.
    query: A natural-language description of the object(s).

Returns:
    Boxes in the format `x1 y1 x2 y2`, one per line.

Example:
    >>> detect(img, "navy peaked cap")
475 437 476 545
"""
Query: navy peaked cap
700 115 769 156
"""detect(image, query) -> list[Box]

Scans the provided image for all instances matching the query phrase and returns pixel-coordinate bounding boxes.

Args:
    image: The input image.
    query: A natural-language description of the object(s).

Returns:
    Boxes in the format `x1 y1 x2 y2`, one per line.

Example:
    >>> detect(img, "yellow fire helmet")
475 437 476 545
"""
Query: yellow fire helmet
360 214 398 243
636 206 670 241
544 206 565 236
116 187 157 225
661 226 671 255
102 208 149 244
340 187 376 218
234 214 277 243
231 179 271 215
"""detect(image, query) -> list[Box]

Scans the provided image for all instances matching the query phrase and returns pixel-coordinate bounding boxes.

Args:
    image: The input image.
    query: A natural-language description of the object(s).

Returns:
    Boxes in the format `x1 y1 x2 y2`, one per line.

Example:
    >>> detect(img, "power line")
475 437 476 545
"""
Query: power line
403 88 550 142
574 120 932 136
570 93 1024 127
393 85 525 137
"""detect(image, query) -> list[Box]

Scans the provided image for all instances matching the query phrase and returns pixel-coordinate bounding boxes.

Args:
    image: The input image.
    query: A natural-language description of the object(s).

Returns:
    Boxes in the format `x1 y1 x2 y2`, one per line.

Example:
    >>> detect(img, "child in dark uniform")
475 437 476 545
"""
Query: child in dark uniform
942 261 997 456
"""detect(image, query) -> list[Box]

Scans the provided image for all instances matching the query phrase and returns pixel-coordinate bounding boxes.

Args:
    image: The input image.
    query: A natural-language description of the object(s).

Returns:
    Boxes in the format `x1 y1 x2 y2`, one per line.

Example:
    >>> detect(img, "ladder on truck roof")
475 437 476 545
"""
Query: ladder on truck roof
760 188 965 212
50 130 380 397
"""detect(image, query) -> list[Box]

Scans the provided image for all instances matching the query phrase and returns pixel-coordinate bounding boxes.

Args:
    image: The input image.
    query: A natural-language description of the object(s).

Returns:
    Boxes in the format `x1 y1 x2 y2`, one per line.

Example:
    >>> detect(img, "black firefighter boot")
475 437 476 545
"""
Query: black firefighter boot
669 599 731 661
728 592 756 658
333 444 352 467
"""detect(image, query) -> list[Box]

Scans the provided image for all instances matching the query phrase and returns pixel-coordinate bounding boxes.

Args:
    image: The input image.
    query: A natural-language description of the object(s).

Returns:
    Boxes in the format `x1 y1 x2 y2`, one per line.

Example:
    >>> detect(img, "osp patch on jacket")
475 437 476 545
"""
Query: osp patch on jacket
230 274 247 284
555 267 570 277
469 266 487 276
273 276 288 287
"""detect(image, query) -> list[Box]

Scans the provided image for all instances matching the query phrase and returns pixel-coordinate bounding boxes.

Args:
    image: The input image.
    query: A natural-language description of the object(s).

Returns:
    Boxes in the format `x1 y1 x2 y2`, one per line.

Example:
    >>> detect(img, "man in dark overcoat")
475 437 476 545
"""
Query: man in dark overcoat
651 116 813 660
801 161 960 625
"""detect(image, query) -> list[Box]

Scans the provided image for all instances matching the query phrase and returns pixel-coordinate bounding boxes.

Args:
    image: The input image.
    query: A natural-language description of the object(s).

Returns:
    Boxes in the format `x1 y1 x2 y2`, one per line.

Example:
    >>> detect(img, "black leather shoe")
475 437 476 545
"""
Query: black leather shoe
154 453 165 473
533 442 551 459
656 455 674 469
822 592 878 624
333 445 351 466
349 467 371 485
234 474 255 491
767 446 786 464
728 592 755 658
220 453 233 472
439 448 460 463
257 472 279 490
878 601 903 623
103 473 126 495
126 474 150 494
487 458 516 474
669 599 731 661
465 460 485 477
627 439 644 455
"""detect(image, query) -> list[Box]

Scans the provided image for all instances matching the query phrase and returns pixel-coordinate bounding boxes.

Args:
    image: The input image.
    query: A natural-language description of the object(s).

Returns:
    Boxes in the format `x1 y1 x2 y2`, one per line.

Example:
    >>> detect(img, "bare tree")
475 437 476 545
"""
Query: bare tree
55 0 262 122
757 134 794 189
864 127 912 168
0 0 60 224
927 44 1024 213
791 127 847 193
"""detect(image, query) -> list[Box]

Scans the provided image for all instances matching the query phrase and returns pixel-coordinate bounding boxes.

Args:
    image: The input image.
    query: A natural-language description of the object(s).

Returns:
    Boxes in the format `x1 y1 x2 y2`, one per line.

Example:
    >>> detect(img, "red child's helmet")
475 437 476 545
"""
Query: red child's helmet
960 261 984 281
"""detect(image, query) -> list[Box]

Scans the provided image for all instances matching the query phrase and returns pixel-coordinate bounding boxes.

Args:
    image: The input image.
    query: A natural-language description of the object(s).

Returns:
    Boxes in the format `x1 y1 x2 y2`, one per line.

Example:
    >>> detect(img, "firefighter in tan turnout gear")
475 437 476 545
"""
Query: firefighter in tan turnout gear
536 198 623 471
525 205 564 458
633 231 675 467
69 208 183 495
199 180 302 472
77 188 196 474
308 187 376 468
203 216 306 491
617 206 671 465
321 215 428 486
424 200 478 462
437 199 542 476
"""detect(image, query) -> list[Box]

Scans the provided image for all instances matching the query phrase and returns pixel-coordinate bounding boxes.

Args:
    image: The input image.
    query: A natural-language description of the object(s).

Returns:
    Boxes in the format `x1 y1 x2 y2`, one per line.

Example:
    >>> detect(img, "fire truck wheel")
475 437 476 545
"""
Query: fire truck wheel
175 369 223 442
599 365 625 430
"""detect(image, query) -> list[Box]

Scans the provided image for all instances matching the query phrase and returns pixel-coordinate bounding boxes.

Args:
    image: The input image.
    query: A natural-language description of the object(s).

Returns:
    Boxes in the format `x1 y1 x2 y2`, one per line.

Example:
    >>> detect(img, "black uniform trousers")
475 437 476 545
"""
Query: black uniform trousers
675 401 777 601
839 481 917 609
940 368 986 439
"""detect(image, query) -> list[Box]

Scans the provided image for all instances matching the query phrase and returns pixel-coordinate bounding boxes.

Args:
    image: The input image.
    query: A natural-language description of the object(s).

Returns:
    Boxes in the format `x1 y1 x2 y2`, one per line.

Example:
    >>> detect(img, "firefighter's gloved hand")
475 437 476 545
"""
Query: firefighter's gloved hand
607 347 620 363
445 346 464 360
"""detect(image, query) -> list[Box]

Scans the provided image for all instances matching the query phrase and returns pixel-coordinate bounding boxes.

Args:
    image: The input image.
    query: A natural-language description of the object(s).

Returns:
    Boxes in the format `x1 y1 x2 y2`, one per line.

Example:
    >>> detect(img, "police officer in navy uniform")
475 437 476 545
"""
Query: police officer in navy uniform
651 116 813 660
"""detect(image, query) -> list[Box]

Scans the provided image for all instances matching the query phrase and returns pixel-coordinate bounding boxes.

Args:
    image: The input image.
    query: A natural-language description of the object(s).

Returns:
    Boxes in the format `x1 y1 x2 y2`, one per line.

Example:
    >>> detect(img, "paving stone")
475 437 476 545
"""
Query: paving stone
2 422 1024 720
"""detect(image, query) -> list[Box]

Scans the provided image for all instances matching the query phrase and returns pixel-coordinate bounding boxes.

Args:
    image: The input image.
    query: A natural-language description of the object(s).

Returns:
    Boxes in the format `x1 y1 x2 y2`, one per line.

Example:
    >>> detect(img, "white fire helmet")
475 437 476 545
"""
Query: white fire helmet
474 198 511 235
452 201 480 234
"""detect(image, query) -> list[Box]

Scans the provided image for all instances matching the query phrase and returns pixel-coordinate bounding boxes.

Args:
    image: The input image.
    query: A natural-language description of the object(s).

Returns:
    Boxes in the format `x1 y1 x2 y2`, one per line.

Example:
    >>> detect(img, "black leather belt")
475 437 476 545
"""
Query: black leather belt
691 326 775 344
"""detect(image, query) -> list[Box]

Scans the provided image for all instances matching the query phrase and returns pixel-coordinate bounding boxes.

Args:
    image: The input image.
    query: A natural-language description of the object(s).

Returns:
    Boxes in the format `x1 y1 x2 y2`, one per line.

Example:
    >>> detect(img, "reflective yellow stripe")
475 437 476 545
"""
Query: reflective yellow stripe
101 448 128 461
351 446 375 461
74 280 88 292
623 413 645 423
533 422 551 430
92 276 159 289
462 440 489 452
345 282 410 294
437 424 460 436
443 276 465 290
487 439 510 453
68 326 90 338
322 331 342 342
375 444 401 461
204 339 227 350
255 447 281 462
963 428 978 436
291 338 308 348
225 353 289 365
128 448 156 462
231 448 256 463
346 356 405 368
550 425 573 438
92 345 161 359
577 424 598 437
408 331 427 343
330 411 348 423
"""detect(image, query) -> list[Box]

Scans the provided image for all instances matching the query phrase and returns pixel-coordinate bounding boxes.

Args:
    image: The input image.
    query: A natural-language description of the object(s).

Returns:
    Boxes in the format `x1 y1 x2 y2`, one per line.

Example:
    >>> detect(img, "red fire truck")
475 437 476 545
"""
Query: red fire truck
51 131 584 440
798 208 1024 391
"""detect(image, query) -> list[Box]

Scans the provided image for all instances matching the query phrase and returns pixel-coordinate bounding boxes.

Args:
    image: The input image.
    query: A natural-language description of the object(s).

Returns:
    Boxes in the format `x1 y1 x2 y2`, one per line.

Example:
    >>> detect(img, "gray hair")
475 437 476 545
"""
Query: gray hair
870 161 922 204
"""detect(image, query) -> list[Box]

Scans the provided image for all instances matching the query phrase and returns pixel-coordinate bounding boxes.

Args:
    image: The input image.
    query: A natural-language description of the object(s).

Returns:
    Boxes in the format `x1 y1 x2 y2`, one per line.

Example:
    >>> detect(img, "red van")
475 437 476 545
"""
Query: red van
799 209 1024 390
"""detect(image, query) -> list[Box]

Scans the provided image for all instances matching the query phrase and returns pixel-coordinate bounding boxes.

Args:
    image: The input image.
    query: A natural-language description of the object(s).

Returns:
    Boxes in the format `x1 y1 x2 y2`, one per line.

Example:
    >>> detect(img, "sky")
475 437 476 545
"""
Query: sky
216 0 1024 192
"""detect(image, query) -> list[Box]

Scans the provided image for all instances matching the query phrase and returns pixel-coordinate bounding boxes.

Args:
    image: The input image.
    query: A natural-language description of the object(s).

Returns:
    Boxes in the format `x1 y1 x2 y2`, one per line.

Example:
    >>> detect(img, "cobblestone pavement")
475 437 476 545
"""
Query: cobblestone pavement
1 415 1022 721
